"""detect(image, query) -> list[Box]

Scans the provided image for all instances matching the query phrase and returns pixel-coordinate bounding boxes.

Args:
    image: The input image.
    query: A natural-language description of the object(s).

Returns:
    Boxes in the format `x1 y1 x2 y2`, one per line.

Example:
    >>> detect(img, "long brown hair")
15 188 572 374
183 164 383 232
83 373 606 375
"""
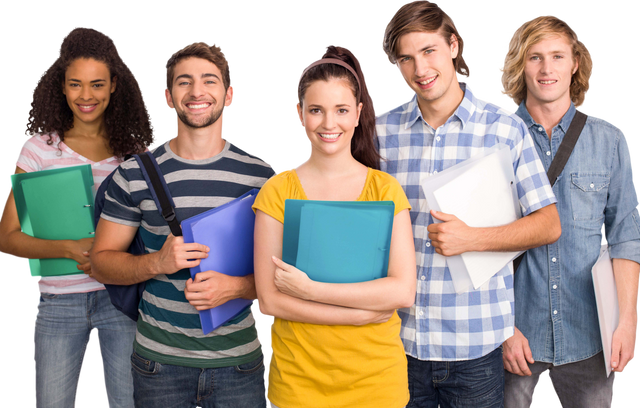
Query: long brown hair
298 46 380 169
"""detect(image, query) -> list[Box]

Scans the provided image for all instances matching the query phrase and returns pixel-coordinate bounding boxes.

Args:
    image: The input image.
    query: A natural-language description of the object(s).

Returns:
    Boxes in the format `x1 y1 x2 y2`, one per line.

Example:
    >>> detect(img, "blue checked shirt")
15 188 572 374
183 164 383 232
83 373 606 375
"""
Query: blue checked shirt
376 84 557 361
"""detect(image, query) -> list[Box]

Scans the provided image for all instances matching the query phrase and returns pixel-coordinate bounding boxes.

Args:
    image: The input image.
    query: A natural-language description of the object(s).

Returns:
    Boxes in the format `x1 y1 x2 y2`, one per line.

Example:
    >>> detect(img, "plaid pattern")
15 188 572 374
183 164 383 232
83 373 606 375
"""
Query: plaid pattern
376 84 556 361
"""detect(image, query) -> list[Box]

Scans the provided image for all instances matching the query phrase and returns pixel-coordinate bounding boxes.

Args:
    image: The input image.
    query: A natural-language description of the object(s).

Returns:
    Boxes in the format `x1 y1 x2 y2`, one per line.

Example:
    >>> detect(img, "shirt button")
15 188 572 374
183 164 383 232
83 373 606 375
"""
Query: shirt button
538 126 544 132
546 151 551 156
433 170 438 175
418 311 424 316
553 310 558 315
426 242 431 247
420 275 426 281
553 285 558 289
590 183 595 188
436 136 441 142
552 257 557 262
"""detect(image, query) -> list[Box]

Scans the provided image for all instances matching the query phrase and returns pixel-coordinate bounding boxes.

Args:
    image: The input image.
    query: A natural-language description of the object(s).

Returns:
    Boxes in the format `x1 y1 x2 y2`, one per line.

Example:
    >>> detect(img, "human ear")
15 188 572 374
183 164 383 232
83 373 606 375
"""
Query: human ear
224 86 233 106
355 102 363 127
297 103 304 126
165 89 174 109
449 34 459 59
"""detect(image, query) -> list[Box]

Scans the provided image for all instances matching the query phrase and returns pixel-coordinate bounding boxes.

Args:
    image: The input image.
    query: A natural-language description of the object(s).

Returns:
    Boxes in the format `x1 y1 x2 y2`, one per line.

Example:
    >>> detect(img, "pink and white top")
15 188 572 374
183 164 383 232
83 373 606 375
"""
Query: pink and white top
16 133 122 294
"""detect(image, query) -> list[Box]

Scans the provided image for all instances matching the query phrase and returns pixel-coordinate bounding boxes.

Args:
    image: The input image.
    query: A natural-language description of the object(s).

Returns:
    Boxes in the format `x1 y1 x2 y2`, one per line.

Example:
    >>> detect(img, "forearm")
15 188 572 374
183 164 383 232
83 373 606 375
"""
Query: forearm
304 276 415 311
471 204 560 252
0 230 77 260
613 258 639 325
90 249 161 285
258 287 384 325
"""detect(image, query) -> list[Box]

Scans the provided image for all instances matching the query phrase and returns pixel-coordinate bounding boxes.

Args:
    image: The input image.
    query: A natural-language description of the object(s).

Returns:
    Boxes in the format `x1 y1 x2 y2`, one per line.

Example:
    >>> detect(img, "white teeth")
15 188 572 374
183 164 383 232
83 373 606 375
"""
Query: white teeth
79 105 95 109
539 80 557 84
418 76 437 85
319 133 340 139
188 103 209 109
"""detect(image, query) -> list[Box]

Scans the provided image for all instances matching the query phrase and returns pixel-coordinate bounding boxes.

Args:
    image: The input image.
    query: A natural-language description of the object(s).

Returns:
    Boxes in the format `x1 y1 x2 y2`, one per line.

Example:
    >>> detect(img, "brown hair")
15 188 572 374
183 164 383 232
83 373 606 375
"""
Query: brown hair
298 46 381 170
502 16 592 106
166 43 230 92
383 1 469 76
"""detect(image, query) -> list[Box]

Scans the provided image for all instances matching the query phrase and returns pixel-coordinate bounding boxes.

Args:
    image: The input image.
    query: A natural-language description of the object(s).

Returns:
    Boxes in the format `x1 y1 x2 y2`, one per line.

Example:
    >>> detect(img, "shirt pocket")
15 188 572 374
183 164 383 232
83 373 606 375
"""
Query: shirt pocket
570 173 609 221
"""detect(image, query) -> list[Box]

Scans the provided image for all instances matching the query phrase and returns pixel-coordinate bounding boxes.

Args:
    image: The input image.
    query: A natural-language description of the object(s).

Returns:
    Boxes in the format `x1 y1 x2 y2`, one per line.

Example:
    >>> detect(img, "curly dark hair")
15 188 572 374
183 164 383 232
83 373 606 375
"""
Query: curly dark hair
26 28 153 157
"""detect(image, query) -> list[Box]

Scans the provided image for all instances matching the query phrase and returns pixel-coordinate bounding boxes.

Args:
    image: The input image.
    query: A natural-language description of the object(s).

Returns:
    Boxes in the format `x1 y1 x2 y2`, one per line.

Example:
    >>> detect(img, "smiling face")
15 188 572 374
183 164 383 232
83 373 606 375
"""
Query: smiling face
63 58 116 127
524 35 577 109
297 78 362 158
165 57 232 129
396 30 460 112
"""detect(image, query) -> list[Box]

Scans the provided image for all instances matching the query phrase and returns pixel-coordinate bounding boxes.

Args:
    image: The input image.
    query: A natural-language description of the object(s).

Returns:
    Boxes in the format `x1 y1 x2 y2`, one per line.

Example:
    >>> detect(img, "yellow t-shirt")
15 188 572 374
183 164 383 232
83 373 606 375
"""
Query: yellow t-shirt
253 168 411 408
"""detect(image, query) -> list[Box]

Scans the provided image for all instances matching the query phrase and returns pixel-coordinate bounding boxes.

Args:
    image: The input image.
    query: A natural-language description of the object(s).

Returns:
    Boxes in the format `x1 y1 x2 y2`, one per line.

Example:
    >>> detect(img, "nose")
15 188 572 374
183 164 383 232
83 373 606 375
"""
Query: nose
414 55 429 77
80 85 92 101
190 80 205 99
322 112 336 129
541 58 553 74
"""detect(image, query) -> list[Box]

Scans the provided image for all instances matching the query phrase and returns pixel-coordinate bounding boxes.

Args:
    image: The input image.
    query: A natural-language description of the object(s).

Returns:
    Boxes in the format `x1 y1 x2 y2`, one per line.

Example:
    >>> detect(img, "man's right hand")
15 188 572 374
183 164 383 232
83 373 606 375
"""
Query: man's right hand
153 233 210 276
503 326 535 376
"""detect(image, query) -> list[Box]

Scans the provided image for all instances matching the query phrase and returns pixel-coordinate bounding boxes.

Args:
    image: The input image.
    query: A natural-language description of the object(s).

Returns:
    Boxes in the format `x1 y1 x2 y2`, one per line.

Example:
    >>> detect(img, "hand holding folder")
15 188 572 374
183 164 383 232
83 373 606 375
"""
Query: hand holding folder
283 200 395 283
181 189 258 335
592 245 619 377
422 145 522 293
11 165 95 276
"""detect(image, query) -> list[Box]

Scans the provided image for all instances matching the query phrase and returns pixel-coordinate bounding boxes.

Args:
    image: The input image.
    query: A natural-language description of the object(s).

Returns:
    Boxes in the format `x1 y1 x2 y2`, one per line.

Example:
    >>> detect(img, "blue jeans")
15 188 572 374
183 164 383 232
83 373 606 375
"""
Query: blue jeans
131 351 266 408
35 290 137 408
407 346 504 408
504 351 614 408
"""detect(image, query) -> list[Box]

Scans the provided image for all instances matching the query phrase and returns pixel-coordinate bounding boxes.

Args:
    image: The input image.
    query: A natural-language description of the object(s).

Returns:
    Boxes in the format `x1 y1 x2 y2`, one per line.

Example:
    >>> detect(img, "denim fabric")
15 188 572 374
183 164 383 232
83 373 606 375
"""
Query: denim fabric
35 290 137 408
131 351 266 408
406 347 504 408
514 102 640 365
504 351 614 408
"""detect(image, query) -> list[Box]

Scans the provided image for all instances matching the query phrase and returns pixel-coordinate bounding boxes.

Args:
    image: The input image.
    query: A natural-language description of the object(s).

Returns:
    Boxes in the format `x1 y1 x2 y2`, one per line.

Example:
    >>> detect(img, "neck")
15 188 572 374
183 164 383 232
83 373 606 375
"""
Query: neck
66 118 107 140
417 81 464 129
525 96 572 139
304 146 363 178
171 117 225 160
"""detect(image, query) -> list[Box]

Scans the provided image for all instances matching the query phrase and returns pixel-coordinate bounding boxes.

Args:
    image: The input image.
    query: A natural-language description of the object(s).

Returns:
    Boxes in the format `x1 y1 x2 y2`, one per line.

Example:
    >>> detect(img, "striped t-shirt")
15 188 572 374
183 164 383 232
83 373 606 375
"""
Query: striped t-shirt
16 133 121 294
101 140 275 368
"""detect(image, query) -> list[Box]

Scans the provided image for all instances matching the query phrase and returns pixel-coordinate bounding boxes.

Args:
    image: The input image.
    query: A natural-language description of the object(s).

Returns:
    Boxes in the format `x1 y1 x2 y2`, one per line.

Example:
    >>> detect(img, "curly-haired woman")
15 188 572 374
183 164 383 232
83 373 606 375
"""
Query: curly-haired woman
0 28 153 408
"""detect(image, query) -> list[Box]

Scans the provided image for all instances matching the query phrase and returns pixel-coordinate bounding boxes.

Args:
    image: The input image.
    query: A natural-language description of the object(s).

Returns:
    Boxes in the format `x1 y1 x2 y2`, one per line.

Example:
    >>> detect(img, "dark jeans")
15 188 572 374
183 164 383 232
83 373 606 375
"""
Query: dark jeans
131 351 266 408
407 347 504 408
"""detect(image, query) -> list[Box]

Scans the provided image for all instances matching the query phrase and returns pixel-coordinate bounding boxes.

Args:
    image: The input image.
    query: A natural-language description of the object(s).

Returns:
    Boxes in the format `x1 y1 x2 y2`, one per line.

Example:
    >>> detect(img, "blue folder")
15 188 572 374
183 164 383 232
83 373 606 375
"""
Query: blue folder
283 200 395 283
181 189 258 335
11 165 95 276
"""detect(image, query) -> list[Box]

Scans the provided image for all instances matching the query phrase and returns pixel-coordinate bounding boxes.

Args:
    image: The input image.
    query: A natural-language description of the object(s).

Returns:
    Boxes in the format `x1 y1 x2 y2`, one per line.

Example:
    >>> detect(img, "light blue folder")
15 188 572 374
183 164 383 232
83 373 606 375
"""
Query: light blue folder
283 200 395 283
11 165 95 276
181 189 258 335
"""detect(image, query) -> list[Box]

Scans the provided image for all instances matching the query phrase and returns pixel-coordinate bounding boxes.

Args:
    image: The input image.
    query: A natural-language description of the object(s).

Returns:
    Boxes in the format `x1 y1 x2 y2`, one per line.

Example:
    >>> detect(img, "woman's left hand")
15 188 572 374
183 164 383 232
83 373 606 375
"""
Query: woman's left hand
272 256 313 300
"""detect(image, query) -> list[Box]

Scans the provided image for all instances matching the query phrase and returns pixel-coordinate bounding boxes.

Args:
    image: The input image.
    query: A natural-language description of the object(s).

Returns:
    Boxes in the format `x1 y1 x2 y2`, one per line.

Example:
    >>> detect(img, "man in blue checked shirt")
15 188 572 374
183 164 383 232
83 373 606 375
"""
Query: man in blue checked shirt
501 17 640 408
376 2 561 407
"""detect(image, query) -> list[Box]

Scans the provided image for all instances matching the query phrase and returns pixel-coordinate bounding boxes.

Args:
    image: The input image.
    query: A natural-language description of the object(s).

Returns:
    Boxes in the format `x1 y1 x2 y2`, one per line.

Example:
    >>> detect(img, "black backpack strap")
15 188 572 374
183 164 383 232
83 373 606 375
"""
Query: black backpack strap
546 110 587 187
137 152 183 237
513 110 587 273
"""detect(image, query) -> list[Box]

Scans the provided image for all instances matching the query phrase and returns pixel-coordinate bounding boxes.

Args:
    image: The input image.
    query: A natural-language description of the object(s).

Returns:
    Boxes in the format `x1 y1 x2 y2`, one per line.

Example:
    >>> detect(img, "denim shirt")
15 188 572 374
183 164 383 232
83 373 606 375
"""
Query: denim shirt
515 101 640 365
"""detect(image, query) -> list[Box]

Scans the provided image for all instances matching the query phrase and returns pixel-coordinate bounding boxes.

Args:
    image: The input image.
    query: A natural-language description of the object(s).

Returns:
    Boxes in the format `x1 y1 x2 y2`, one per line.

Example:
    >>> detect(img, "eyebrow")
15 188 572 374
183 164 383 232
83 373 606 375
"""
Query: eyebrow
68 78 107 83
397 44 437 59
307 103 352 108
174 73 221 83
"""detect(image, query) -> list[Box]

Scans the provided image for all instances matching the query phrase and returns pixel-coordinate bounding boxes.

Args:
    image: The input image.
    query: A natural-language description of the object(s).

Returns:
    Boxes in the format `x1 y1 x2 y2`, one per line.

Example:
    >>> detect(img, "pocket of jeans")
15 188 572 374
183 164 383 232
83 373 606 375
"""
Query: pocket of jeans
234 354 264 374
131 351 160 375
570 173 609 221
40 293 59 301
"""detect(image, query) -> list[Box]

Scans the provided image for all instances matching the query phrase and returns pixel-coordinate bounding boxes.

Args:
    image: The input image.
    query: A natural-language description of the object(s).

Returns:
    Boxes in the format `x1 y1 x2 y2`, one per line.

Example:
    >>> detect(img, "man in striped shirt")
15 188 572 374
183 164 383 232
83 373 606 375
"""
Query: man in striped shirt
376 2 561 407
91 43 274 407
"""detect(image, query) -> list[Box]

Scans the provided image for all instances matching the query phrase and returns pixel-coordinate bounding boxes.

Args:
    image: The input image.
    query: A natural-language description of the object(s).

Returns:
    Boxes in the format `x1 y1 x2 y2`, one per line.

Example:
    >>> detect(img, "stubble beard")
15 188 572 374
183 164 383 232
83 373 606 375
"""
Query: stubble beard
177 103 224 129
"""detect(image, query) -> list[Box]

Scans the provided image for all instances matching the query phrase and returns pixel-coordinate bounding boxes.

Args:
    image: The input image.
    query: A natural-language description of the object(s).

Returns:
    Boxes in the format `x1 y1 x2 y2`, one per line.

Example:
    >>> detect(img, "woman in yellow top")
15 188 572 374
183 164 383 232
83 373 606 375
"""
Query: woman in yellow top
253 46 417 408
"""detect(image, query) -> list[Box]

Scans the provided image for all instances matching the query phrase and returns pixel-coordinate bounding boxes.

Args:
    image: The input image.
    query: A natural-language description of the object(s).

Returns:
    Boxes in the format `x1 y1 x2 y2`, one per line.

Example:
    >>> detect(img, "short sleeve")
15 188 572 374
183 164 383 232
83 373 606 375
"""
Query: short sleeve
16 135 48 173
100 165 142 227
252 172 290 224
366 170 411 215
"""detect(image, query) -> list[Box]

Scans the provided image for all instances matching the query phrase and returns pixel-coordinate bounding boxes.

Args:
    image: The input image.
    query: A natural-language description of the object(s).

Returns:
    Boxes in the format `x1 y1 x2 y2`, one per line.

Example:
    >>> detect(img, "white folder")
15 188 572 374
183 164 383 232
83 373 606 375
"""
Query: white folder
592 245 619 377
422 144 523 293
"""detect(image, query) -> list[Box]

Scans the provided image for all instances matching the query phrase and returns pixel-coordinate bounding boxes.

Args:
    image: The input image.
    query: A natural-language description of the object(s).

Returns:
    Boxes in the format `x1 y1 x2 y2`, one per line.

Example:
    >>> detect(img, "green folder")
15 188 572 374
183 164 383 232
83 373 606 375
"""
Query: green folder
11 165 95 276
283 200 395 283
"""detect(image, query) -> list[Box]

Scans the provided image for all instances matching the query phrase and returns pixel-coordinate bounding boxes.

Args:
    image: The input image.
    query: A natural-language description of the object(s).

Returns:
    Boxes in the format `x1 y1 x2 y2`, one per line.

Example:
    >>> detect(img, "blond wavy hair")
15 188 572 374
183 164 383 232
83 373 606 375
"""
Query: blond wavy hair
502 16 592 106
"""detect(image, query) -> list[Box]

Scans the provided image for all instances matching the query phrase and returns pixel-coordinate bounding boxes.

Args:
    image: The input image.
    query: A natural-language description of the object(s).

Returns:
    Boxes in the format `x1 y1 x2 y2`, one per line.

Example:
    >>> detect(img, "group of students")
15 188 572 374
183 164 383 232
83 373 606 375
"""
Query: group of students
0 1 638 408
